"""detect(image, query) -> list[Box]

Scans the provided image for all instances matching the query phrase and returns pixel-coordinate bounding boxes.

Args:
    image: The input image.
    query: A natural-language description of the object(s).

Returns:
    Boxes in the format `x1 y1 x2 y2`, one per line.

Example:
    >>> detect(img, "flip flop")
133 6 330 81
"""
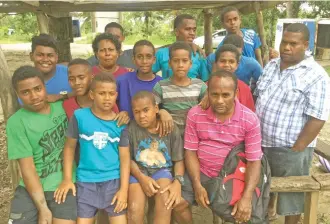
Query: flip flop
268 214 278 222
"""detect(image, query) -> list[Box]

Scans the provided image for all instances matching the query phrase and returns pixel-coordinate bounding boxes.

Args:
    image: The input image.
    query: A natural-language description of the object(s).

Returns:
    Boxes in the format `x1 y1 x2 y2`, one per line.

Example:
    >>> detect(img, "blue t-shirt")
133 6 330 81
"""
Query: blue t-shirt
46 64 72 94
206 54 262 85
67 108 127 182
152 47 209 81
217 28 261 59
117 71 162 119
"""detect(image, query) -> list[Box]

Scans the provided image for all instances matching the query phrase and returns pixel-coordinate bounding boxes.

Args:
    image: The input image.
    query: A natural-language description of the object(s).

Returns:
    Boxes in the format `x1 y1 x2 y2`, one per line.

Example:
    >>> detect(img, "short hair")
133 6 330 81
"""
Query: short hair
90 72 116 90
31 34 58 53
223 34 244 49
169 41 192 59
215 44 241 62
68 58 91 69
132 91 156 106
208 69 238 91
221 6 240 22
12 65 44 90
285 23 310 41
133 40 155 56
104 22 124 35
92 33 121 55
174 14 195 30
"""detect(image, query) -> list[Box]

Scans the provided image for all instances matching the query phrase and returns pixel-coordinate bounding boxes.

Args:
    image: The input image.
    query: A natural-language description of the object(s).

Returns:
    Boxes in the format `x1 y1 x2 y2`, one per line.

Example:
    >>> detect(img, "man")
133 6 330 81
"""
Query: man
152 14 208 81
87 22 136 69
254 23 330 224
173 70 263 223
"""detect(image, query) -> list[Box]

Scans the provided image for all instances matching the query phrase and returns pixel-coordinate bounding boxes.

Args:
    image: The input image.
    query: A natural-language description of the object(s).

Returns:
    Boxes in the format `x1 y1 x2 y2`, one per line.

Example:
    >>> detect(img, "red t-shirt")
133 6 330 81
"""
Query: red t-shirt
237 80 256 112
92 65 133 78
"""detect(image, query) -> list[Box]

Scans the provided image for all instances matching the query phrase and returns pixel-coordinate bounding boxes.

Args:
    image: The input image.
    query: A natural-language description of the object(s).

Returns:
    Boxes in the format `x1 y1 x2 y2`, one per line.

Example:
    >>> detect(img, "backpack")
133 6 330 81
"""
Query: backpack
203 144 271 224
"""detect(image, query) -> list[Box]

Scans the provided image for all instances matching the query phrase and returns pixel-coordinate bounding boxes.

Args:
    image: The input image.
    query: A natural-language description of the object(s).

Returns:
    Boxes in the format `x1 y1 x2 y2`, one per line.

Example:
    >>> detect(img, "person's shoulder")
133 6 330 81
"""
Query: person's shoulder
7 108 26 127
241 56 259 65
191 78 204 84
242 28 257 35
305 57 329 78
74 107 90 118
56 64 68 73
63 97 78 108
238 80 251 91
238 102 259 125
187 105 205 117
117 70 136 82
156 47 169 55
127 120 140 131
154 74 163 81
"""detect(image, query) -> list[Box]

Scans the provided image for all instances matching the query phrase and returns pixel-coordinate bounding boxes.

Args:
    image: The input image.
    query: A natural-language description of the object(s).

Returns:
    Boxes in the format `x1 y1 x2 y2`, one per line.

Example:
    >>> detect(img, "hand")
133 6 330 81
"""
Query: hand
111 188 128 213
291 145 305 152
54 180 76 204
160 180 182 209
157 109 174 137
194 183 209 208
198 94 209 110
38 208 52 224
190 43 206 57
47 94 62 103
139 175 160 197
231 196 252 223
269 48 279 59
115 111 130 127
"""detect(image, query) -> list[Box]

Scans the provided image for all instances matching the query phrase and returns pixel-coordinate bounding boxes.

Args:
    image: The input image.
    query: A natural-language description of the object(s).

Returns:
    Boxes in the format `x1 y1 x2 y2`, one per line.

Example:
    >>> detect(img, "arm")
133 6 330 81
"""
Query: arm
158 109 174 136
255 48 263 67
47 91 75 103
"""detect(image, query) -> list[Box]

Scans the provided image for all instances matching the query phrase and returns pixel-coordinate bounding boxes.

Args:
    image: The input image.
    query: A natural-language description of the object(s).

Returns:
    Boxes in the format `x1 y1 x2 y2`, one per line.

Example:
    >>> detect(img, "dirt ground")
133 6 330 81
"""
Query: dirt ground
0 51 329 224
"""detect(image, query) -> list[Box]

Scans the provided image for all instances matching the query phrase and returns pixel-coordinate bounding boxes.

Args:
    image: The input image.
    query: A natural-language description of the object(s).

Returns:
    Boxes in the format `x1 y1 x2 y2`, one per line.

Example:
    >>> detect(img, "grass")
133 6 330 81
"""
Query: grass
0 36 29 44
324 66 330 76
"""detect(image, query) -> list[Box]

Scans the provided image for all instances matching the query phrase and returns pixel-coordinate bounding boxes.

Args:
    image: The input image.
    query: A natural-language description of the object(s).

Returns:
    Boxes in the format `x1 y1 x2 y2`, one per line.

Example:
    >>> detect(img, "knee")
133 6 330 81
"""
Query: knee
128 202 145 221
173 199 190 213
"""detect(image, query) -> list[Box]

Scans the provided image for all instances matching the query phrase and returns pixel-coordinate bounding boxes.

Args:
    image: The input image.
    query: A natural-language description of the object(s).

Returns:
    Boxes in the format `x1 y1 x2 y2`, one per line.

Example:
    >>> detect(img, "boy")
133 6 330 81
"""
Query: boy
7 66 76 224
122 91 184 224
152 41 207 134
54 74 130 224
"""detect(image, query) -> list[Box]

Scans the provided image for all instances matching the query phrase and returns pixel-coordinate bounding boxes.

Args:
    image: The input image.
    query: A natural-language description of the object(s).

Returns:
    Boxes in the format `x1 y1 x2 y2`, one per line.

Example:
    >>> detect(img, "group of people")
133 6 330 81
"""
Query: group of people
6 5 330 224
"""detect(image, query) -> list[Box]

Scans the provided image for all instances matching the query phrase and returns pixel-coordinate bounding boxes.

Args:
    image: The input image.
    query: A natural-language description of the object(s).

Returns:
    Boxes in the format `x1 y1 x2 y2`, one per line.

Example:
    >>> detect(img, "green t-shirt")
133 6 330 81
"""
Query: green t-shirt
6 101 75 191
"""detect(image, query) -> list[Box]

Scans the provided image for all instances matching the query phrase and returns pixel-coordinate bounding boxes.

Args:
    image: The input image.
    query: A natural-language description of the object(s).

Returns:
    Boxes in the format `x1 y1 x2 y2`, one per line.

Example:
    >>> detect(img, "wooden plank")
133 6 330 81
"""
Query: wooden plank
315 139 330 161
203 9 213 56
312 173 330 191
271 176 320 192
304 192 319 224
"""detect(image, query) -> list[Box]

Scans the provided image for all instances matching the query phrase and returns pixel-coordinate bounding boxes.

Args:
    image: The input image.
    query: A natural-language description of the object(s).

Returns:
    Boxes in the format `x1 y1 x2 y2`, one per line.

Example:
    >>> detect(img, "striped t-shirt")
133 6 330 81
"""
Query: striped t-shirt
184 101 262 178
153 78 207 133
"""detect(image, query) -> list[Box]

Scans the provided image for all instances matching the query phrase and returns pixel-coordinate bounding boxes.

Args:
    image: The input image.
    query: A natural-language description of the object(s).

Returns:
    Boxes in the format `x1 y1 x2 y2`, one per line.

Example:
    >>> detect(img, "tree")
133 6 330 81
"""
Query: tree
305 1 330 18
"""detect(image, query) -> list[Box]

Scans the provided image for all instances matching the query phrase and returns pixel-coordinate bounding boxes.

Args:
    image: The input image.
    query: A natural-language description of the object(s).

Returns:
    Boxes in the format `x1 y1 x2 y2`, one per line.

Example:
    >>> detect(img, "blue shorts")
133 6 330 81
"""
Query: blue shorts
76 179 126 218
129 168 173 184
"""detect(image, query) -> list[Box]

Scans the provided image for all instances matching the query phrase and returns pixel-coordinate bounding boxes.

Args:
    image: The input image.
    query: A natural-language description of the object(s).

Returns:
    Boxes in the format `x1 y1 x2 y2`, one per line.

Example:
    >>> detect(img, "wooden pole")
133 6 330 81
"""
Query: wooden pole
203 8 213 56
304 192 319 224
36 12 49 34
254 1 269 66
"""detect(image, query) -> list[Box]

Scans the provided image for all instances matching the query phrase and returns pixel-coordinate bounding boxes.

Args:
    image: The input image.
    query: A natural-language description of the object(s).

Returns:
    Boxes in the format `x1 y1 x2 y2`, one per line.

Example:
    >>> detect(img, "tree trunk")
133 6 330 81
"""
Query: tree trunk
91 12 96 33
254 2 269 65
36 12 49 34
286 1 300 18
0 46 21 190
49 16 73 63
203 9 213 56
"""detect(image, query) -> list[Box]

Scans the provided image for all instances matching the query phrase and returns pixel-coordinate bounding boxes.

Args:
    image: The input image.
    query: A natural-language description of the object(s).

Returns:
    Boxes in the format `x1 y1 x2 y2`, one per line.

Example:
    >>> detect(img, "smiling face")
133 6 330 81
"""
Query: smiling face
96 40 119 69
30 46 58 76
68 64 92 96
89 81 118 112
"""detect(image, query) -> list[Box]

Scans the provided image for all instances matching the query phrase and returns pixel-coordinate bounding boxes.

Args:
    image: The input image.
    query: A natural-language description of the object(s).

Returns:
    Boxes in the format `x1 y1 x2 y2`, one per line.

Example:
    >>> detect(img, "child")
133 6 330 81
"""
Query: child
152 41 207 134
7 66 76 224
122 91 184 224
55 74 130 224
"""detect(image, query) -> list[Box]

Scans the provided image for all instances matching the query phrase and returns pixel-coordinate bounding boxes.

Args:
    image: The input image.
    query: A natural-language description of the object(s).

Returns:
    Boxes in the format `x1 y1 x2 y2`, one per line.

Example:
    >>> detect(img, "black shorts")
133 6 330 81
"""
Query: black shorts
8 186 77 223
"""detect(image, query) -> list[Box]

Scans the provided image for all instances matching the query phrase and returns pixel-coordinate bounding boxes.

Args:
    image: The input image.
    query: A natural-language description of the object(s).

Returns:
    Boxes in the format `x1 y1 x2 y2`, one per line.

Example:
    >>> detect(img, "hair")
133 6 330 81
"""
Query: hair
285 23 310 41
169 41 192 59
174 14 195 30
92 33 122 55
220 6 240 22
68 58 91 69
132 91 156 106
223 34 244 49
215 44 241 62
12 65 44 90
31 34 58 53
133 40 155 56
90 72 116 90
104 22 124 35
208 69 238 91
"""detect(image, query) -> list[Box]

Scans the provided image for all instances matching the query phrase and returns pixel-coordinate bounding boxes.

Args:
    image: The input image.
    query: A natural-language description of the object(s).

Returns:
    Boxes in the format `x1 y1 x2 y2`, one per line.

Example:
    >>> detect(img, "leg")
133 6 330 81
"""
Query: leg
97 210 110 224
109 214 127 224
172 200 192 224
77 217 95 224
127 183 147 224
154 178 172 224
53 218 76 224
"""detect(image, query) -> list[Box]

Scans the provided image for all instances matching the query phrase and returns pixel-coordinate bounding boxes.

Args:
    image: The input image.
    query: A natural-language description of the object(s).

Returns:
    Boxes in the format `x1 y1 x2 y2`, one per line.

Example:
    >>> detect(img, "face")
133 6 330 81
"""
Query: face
175 19 196 43
222 11 241 34
30 46 58 75
96 40 119 69
89 82 117 112
16 77 47 112
132 97 159 129
133 45 156 74
169 49 192 79
215 51 239 73
150 141 159 151
208 76 237 116
105 27 125 43
280 31 308 64
68 64 92 96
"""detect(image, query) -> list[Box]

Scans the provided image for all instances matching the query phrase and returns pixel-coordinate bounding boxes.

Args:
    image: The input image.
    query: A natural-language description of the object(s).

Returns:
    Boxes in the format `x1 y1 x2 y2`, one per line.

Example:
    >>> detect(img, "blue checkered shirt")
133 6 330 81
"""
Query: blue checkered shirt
255 57 330 147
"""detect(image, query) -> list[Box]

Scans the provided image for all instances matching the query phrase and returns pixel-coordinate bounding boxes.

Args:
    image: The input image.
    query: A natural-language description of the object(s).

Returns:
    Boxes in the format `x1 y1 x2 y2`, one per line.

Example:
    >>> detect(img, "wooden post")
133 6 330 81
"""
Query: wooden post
304 192 319 224
253 1 269 65
36 12 49 34
203 8 213 56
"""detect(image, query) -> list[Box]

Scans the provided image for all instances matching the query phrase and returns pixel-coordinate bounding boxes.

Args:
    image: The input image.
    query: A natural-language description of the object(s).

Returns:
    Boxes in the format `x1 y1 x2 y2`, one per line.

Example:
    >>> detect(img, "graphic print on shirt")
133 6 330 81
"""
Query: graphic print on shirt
136 138 172 168
38 114 68 178
79 131 120 150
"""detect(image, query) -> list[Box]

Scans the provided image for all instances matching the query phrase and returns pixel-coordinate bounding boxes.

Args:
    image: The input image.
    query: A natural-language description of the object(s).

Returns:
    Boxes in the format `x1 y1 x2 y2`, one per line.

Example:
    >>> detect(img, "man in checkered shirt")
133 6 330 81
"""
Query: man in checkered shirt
254 23 330 224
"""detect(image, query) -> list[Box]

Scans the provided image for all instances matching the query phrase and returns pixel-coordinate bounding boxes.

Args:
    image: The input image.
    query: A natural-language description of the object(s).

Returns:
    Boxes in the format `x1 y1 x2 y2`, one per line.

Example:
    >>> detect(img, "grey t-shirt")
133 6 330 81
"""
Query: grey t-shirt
87 49 136 69
119 120 184 174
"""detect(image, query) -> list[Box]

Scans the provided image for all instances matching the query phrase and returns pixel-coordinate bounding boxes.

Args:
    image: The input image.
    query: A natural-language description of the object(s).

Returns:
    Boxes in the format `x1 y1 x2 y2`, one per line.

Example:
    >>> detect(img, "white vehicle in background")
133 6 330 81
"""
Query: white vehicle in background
193 29 227 49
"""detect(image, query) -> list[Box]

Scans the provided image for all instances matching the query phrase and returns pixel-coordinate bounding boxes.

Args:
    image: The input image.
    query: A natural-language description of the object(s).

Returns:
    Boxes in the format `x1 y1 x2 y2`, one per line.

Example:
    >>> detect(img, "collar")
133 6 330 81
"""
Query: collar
272 56 314 70
206 99 241 123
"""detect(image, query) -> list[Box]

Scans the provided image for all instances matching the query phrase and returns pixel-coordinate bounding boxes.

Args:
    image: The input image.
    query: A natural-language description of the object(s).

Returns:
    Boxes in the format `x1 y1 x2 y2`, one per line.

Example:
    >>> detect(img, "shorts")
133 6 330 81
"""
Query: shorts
263 147 314 216
129 168 173 184
77 179 126 218
8 186 77 224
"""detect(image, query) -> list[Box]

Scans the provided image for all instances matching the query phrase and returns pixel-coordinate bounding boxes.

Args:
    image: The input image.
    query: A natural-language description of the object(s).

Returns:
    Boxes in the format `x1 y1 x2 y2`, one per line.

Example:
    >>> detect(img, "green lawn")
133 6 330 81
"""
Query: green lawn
324 66 330 76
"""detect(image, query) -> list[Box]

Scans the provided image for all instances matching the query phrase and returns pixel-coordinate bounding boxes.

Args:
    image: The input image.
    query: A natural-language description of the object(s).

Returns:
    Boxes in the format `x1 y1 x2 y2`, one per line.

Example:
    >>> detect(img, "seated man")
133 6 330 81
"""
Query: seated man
173 70 263 224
